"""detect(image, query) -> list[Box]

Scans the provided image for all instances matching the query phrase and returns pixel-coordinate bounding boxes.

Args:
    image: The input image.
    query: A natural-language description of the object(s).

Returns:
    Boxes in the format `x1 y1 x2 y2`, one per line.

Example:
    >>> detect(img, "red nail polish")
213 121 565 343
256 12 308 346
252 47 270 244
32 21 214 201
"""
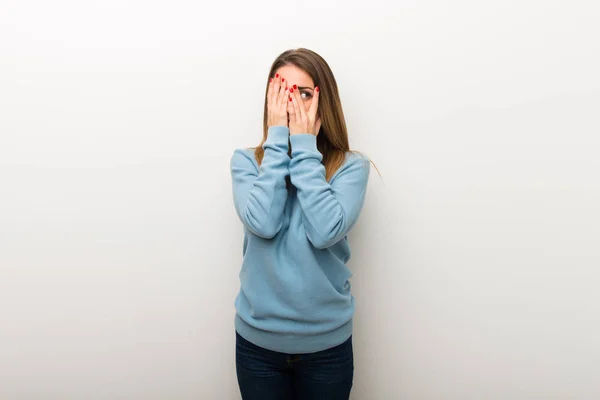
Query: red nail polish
290 88 293 93
289 97 292 101
282 78 284 82
315 86 319 92
293 84 297 89
270 78 273 82
275 74 279 78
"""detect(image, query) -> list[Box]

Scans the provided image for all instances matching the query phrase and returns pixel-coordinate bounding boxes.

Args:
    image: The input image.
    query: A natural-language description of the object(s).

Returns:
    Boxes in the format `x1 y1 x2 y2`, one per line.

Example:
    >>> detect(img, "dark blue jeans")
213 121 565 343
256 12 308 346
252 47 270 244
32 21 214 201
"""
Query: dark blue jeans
235 331 354 400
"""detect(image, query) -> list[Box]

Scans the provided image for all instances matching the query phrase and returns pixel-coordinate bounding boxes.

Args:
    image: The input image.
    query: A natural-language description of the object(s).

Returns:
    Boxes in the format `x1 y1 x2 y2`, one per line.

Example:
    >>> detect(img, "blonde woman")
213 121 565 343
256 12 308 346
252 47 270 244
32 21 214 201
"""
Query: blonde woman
230 48 372 400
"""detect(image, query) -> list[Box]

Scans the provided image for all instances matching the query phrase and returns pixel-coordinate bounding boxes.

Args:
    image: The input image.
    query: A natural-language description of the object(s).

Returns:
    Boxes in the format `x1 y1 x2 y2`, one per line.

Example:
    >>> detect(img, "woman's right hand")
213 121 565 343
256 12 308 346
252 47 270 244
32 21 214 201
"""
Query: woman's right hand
267 74 290 128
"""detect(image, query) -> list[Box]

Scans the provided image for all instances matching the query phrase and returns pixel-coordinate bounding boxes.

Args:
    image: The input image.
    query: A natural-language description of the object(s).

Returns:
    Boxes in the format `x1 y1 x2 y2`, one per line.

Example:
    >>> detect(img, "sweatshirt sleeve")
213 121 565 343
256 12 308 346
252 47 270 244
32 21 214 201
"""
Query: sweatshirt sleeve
288 133 370 249
230 126 290 239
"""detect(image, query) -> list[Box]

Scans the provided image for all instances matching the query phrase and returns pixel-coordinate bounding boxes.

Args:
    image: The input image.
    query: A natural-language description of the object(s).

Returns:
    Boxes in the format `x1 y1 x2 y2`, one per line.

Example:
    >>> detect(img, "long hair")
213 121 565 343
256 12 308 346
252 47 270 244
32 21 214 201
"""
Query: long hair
252 48 379 182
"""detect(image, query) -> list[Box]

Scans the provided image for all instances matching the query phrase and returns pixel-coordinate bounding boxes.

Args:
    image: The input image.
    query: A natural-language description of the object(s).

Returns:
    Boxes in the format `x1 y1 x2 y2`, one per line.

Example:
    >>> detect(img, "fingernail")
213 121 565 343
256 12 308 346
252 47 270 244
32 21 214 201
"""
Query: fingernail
289 97 292 101
290 88 293 93
293 84 297 89
270 78 273 82
275 74 279 78
315 86 319 92
282 78 285 82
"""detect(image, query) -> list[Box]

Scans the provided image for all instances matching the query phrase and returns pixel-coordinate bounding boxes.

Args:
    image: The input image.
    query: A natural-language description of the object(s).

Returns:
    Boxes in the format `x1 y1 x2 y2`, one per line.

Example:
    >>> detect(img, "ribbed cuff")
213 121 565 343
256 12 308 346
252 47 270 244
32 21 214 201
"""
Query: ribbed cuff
290 133 318 153
265 125 290 145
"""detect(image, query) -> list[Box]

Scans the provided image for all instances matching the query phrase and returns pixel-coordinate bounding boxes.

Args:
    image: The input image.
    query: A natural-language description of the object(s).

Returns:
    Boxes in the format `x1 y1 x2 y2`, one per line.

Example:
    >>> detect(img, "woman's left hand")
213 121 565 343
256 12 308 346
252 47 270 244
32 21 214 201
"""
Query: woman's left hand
289 86 321 136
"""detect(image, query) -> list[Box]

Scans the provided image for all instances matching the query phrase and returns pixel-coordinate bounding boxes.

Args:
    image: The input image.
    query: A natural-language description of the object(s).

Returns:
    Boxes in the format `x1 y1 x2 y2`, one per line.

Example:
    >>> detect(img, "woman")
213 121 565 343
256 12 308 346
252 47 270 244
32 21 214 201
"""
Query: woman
230 48 372 400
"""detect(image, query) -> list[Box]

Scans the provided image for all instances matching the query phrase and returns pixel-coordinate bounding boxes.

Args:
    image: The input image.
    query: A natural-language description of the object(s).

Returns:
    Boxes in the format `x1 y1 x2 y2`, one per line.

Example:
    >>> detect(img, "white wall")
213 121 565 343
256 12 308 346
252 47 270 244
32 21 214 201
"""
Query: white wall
1 0 598 398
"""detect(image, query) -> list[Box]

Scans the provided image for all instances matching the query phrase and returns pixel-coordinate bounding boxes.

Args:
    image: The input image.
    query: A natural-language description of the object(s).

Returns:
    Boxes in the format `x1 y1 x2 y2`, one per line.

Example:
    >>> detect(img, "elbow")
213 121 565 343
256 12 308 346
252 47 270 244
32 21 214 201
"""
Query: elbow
245 216 282 239
306 214 347 249
307 232 343 249
240 205 283 239
254 225 281 239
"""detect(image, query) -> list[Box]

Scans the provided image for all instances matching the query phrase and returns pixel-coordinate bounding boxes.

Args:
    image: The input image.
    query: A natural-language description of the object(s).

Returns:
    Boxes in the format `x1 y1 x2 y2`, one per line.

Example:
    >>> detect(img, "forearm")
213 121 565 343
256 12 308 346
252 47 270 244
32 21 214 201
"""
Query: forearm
289 134 369 248
231 126 290 238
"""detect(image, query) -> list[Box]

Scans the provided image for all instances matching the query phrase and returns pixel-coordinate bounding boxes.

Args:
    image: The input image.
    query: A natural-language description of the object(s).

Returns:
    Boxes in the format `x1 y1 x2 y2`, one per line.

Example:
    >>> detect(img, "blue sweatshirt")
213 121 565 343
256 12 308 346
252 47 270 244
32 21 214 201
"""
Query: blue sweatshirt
230 125 370 354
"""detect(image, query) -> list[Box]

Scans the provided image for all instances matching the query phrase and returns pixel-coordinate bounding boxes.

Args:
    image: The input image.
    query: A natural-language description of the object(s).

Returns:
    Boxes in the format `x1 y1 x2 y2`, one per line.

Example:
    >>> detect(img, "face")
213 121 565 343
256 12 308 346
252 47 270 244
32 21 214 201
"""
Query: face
274 65 315 123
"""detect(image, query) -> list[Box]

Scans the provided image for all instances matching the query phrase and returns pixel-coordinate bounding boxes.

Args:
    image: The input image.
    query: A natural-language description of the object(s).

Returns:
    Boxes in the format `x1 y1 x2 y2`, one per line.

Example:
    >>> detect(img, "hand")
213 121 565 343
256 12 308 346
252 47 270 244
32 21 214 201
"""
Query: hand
288 85 321 136
266 74 290 128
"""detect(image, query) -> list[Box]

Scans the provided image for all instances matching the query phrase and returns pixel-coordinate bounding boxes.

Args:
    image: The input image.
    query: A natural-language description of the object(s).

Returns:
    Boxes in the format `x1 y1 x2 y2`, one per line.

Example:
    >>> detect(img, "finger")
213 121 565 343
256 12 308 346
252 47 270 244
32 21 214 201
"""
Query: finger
271 73 282 107
278 83 289 116
267 79 274 125
286 87 295 115
279 88 289 119
290 87 302 125
267 76 274 103
308 85 319 120
277 75 288 109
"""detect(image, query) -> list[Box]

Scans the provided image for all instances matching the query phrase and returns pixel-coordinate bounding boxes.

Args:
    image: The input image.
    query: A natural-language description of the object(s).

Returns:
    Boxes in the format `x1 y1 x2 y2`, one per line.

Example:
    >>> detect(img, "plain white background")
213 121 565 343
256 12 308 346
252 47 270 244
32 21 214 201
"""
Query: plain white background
1 0 599 398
